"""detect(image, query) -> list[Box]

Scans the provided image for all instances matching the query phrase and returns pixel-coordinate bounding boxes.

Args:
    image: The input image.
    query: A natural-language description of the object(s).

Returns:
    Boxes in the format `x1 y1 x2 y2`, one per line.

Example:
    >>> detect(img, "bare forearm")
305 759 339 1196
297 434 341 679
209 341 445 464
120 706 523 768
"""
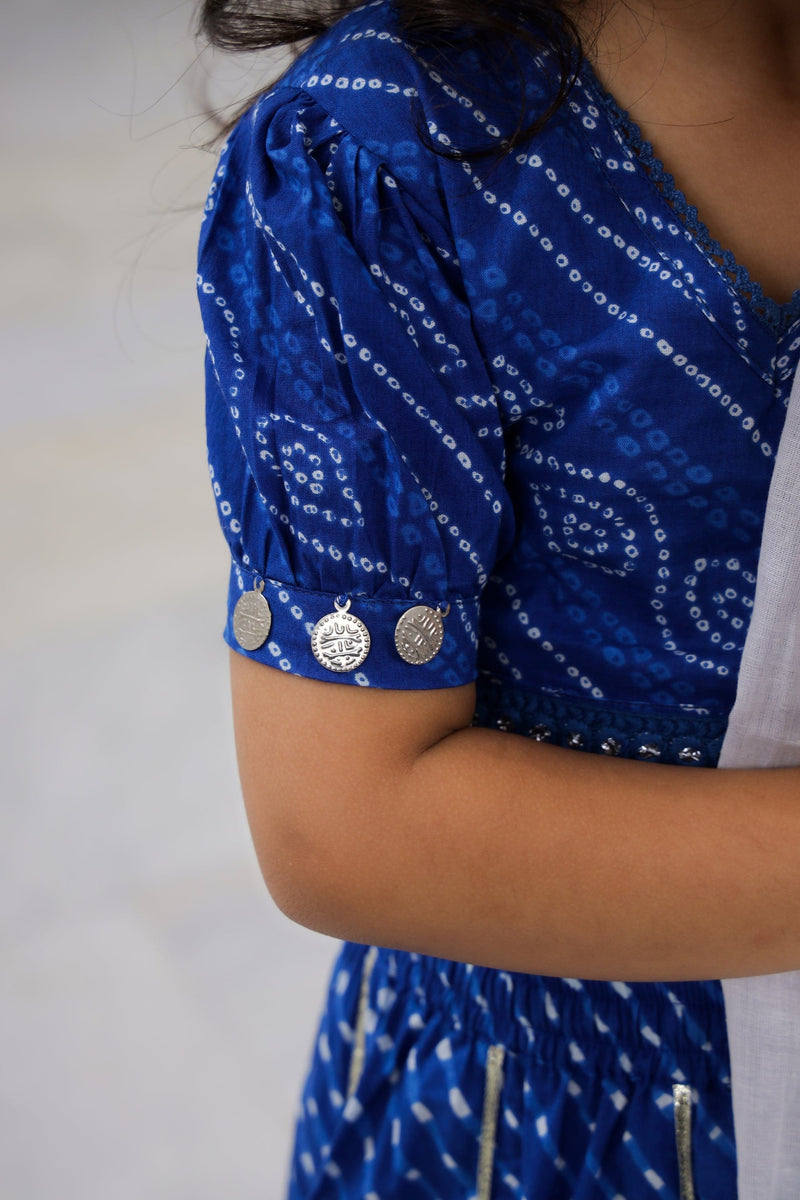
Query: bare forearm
234 657 800 981
397 727 798 980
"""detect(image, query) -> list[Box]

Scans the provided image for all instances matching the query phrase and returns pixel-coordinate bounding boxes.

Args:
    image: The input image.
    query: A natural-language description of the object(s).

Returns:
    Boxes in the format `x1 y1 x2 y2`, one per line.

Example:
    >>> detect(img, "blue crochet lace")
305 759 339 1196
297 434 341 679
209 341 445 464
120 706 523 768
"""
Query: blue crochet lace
590 76 800 339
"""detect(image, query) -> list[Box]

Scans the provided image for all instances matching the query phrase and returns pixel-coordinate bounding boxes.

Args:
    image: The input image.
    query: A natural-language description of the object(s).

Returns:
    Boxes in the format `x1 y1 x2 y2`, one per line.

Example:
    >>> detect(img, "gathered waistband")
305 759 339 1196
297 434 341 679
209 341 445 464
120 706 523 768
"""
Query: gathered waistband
337 942 730 1089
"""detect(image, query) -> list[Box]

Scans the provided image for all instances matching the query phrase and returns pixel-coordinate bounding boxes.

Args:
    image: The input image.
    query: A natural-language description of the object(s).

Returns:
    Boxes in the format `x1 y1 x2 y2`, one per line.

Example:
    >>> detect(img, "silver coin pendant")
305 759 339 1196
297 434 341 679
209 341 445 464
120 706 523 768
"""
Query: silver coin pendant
395 604 448 665
233 580 273 651
311 599 370 673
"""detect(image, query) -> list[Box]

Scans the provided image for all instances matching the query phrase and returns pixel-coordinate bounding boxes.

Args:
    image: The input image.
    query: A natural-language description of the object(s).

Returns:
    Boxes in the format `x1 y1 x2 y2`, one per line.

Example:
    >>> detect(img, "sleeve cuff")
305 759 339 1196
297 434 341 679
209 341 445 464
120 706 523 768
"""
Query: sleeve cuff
224 567 481 690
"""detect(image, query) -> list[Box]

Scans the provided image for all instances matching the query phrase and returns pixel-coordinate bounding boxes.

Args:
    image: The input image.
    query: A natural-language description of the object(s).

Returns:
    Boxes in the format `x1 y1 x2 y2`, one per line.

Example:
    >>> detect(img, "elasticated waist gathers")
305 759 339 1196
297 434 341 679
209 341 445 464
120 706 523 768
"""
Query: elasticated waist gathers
289 942 736 1198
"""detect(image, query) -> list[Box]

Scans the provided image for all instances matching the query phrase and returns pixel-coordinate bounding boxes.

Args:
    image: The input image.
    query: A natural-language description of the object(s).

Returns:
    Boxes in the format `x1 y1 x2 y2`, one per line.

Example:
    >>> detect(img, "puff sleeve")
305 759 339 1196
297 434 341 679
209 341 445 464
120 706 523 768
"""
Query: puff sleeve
198 87 514 688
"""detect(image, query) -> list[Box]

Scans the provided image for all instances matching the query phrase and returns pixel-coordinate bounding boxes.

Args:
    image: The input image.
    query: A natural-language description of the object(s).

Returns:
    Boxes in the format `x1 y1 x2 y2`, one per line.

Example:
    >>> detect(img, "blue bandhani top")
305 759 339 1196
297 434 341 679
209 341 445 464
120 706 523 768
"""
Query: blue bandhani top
198 0 800 765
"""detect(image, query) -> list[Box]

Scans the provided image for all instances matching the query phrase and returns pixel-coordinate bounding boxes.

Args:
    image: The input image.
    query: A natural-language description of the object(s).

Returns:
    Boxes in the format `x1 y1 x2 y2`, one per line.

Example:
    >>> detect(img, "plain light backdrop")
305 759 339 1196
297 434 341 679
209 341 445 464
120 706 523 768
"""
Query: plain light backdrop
1 3 335 1196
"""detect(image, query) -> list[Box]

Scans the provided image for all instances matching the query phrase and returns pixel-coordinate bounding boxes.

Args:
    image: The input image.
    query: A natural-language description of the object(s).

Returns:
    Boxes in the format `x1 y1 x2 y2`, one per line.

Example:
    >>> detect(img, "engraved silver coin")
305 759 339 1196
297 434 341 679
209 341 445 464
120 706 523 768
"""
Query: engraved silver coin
311 599 370 673
395 605 446 665
233 582 273 651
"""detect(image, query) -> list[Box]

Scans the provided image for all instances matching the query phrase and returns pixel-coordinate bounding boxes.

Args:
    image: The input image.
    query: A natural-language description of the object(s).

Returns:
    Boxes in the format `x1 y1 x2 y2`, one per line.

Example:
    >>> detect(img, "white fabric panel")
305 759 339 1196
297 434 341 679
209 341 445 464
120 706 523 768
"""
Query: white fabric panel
720 361 800 1199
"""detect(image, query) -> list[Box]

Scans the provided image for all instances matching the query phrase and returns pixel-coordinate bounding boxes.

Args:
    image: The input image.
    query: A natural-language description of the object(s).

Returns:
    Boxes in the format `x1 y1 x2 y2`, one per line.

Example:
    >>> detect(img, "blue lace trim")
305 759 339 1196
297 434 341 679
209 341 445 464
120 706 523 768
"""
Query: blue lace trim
474 676 727 767
587 74 800 340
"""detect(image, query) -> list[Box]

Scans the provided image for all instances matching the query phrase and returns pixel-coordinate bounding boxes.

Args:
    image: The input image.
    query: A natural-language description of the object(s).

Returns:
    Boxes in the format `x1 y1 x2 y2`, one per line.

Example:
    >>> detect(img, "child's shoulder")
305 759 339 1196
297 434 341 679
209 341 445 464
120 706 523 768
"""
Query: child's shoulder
271 1 554 168
281 0 423 90
273 1 470 160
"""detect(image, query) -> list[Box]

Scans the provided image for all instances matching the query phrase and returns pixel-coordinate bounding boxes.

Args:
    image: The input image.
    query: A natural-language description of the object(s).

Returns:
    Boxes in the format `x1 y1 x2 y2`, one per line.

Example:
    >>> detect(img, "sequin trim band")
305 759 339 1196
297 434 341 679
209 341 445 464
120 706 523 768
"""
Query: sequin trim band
476 1044 506 1200
673 1084 697 1200
347 945 378 1099
475 676 727 767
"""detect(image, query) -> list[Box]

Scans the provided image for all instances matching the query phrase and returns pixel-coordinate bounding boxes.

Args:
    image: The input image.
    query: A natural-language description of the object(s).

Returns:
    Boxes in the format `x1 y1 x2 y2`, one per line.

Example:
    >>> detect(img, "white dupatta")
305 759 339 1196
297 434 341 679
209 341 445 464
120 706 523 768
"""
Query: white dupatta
719 360 800 1198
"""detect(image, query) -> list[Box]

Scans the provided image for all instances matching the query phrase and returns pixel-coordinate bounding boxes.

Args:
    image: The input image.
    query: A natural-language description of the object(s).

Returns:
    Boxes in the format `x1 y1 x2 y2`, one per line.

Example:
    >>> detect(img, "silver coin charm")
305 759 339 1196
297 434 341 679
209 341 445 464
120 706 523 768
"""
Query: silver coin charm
233 580 273 651
311 598 370 673
395 604 448 665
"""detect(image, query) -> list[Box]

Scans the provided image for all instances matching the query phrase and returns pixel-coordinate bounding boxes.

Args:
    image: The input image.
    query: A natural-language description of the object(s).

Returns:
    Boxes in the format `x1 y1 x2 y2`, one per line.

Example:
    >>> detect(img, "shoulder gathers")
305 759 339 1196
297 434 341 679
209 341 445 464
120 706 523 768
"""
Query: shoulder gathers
197 65 515 689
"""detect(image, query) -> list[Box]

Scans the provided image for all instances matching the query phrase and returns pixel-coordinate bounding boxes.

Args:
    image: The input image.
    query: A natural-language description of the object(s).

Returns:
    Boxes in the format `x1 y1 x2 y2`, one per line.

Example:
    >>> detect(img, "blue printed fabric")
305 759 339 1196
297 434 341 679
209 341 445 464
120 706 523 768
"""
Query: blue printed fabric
198 1 799 710
290 943 736 1199
197 1 800 1196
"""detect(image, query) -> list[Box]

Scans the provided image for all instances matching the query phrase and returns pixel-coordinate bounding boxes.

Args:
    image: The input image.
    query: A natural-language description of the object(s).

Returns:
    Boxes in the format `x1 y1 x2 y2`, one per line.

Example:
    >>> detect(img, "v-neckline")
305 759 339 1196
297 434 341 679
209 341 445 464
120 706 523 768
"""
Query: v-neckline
580 65 800 341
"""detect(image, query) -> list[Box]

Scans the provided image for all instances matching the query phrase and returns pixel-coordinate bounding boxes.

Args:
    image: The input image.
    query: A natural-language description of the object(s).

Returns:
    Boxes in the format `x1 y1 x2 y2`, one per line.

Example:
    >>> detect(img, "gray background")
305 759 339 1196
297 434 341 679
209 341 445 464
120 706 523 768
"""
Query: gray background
1 2 335 1195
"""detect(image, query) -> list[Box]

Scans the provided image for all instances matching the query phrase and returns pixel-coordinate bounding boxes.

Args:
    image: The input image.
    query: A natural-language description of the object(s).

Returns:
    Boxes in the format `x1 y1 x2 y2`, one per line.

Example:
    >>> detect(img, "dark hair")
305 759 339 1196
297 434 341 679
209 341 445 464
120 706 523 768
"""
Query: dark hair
196 1 588 155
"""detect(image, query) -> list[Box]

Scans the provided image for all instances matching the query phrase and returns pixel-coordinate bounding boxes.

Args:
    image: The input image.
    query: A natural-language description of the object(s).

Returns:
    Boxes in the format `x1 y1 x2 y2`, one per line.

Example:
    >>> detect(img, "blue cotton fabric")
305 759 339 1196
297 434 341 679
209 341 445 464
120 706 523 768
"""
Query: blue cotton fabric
292 944 736 1199
197 1 800 1195
199 3 799 706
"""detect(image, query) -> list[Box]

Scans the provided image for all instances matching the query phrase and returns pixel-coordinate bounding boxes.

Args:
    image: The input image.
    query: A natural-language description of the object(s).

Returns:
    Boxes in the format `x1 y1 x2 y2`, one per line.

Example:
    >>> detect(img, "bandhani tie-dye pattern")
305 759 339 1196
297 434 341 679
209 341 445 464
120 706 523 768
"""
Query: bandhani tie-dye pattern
197 2 800 1195
290 944 735 1199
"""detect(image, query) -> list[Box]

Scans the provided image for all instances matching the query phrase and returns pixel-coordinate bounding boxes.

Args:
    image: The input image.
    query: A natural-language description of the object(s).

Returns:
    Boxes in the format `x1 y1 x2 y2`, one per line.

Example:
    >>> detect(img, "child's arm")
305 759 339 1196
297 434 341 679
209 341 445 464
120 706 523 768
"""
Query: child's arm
231 652 800 983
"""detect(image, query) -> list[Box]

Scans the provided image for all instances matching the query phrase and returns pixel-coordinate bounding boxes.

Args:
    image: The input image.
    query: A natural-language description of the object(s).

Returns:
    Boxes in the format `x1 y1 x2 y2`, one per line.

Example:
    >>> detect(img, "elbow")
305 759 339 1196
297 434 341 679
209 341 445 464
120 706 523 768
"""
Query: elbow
228 651 474 941
243 792 325 929
241 779 377 941
260 826 336 936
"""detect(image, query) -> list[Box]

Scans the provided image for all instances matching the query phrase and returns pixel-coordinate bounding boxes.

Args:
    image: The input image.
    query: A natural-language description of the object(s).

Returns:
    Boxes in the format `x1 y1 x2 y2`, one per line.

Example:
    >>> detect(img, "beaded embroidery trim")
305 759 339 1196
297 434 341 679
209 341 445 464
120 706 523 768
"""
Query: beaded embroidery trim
474 676 727 767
